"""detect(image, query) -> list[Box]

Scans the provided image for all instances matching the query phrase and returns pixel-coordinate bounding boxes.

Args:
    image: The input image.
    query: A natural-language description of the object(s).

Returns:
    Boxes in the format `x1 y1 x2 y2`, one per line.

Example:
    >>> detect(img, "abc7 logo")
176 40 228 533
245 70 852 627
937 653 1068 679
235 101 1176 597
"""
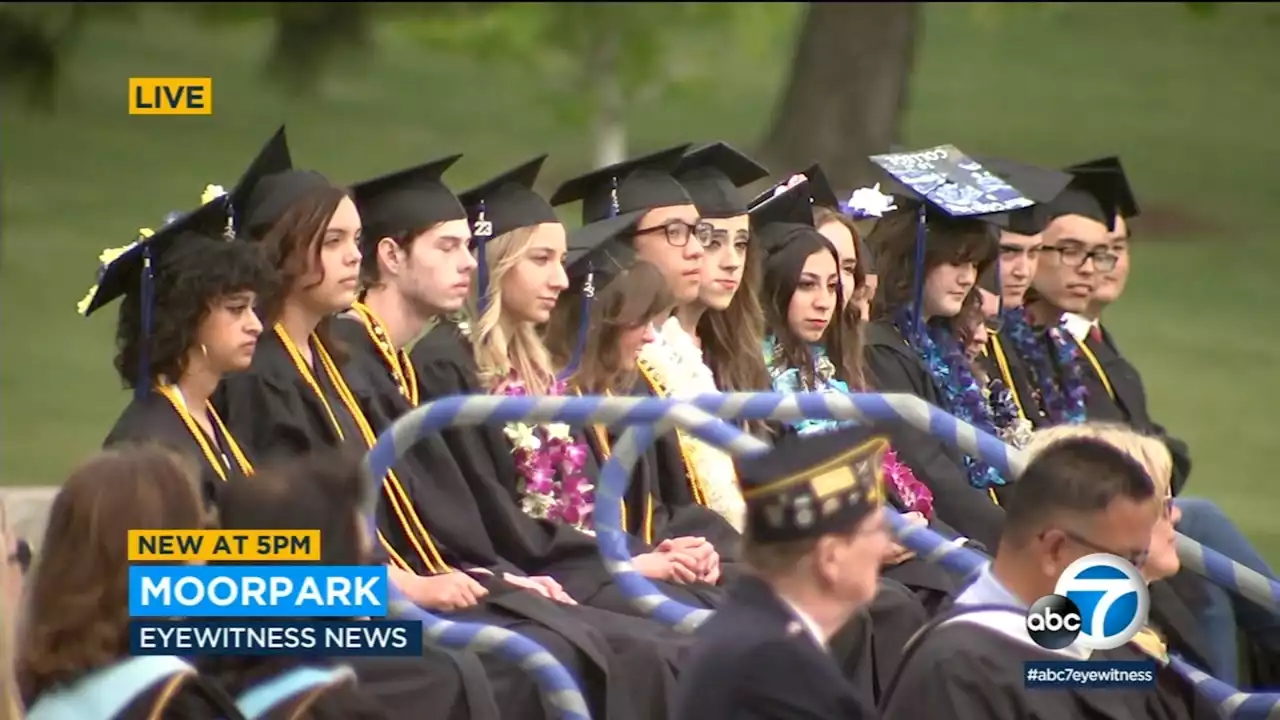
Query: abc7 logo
1025 553 1149 651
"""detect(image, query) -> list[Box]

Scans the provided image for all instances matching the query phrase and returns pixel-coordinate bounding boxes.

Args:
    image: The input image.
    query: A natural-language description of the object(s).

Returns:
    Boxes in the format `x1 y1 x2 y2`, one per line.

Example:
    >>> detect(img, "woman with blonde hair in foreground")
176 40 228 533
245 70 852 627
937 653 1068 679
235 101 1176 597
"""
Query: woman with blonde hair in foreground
1023 423 1213 670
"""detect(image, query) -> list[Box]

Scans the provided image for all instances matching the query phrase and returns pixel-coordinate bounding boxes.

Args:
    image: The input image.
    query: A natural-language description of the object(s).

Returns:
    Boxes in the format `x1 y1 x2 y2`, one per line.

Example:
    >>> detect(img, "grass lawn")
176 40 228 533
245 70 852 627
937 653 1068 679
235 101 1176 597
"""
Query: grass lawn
3 3 1277 556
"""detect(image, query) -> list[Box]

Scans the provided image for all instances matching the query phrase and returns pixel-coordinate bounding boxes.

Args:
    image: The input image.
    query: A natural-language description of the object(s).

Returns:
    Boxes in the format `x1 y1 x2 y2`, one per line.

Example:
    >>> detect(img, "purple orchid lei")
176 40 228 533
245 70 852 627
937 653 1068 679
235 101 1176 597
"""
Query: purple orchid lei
895 308 1008 489
1000 308 1088 424
496 372 596 532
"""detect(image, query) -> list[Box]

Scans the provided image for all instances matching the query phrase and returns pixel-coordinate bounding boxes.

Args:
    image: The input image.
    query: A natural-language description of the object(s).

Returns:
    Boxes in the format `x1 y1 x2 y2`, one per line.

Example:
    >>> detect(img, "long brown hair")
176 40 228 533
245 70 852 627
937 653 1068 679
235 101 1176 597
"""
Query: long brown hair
698 238 771 393
812 206 869 321
17 445 208 702
547 260 674 394
762 232 865 390
252 183 353 360
869 208 997 319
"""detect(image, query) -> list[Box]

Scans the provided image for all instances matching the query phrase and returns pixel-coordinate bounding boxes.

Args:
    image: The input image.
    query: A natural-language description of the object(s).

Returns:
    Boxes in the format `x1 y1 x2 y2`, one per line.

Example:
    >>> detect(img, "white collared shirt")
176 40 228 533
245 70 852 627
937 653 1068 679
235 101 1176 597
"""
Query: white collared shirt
1062 313 1098 343
777 594 828 648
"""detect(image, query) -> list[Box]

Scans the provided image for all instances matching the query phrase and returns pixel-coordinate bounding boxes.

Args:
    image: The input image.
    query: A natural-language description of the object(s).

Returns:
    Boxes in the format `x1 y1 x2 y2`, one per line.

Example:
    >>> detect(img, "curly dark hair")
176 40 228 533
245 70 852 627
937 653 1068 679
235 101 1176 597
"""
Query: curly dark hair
867 207 997 320
114 235 276 389
762 231 864 390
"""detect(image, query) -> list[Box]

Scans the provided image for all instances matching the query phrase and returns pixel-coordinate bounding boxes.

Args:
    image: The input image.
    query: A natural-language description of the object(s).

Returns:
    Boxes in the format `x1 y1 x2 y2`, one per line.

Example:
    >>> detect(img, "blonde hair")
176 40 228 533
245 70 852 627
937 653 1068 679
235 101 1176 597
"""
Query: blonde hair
469 226 557 395
1024 423 1172 497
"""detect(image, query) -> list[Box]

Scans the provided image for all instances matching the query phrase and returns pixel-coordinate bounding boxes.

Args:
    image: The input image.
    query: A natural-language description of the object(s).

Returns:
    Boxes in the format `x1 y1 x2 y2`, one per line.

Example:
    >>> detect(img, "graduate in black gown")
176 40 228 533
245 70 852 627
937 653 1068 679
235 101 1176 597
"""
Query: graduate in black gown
675 425 889 720
209 131 580 720
881 435 1218 720
410 150 725 616
88 196 268 505
749 178 958 611
334 154 694 720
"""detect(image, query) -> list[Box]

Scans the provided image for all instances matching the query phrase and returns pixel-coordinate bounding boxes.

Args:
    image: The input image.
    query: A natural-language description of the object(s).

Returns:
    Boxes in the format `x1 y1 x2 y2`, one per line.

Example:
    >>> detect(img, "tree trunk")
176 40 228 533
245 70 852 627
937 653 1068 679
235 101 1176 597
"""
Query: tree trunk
757 2 921 194
588 27 627 168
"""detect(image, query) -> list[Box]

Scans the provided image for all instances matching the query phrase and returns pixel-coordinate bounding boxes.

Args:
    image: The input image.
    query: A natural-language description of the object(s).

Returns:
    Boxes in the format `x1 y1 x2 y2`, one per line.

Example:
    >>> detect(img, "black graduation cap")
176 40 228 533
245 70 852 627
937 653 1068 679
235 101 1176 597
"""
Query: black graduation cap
565 231 637 298
737 425 890 545
970 155 1074 236
1066 157 1138 218
351 154 466 242
855 233 877 275
458 155 560 242
749 163 841 212
78 195 233 318
748 177 822 256
672 142 770 218
549 144 694 226
231 125 331 236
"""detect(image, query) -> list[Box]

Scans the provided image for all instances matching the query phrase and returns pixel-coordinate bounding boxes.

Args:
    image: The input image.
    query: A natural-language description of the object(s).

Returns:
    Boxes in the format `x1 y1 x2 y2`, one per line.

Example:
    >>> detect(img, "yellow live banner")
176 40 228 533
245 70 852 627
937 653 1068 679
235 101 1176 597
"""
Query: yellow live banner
128 77 213 116
128 530 320 562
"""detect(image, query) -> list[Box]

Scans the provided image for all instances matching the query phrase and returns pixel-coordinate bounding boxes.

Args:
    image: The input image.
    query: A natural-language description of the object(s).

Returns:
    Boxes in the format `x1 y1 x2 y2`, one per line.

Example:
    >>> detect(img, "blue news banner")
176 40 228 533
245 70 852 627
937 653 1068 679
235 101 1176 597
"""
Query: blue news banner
128 565 421 657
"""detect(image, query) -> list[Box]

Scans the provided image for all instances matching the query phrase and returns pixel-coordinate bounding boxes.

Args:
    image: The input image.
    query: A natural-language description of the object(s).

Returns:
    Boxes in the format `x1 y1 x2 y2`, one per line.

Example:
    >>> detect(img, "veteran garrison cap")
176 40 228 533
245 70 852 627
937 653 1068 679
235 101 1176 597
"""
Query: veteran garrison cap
737 425 890 544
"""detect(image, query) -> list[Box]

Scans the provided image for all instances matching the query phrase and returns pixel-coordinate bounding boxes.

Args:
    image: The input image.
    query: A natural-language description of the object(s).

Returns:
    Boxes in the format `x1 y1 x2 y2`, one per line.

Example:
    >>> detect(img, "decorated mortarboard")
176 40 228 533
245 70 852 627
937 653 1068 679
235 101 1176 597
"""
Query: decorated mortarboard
869 144 1035 334
549 144 694 226
224 125 331 236
738 424 890 545
457 155 561 312
75 194 233 399
748 177 823 256
969 154 1074 236
351 154 466 241
672 142 770 218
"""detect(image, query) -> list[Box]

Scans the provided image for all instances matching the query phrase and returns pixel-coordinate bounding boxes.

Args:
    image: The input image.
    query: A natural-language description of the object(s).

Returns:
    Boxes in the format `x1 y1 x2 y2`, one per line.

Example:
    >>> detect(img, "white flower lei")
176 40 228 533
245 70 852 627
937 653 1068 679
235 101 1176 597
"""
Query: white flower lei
638 317 745 531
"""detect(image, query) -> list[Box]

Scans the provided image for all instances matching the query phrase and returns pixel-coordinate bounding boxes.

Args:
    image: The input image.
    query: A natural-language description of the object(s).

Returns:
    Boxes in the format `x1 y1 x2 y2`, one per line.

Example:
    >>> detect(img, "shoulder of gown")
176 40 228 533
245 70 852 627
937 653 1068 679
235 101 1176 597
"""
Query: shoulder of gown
212 334 322 465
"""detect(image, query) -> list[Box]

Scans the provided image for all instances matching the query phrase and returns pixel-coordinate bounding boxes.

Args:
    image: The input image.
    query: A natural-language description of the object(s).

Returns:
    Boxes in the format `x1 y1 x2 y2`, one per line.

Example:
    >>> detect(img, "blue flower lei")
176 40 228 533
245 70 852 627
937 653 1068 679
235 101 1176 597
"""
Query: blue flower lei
763 335 852 437
894 308 1007 488
1000 307 1088 424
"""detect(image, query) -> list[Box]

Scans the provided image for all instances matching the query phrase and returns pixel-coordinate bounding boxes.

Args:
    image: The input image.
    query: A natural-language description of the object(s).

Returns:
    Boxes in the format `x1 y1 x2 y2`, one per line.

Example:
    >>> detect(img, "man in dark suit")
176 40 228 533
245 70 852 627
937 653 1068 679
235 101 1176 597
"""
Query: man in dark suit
674 425 887 720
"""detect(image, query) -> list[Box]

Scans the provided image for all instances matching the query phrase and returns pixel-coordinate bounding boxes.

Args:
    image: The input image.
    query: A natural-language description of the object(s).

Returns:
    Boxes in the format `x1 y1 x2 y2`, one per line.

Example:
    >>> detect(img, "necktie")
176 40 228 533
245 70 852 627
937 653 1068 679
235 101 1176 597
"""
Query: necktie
1089 325 1103 344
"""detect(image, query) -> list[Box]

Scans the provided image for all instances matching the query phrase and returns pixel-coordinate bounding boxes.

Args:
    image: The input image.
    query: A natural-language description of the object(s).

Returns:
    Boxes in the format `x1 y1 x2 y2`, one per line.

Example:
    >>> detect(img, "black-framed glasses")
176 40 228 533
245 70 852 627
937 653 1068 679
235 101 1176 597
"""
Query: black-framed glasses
1048 527 1149 569
1042 245 1118 272
633 220 714 248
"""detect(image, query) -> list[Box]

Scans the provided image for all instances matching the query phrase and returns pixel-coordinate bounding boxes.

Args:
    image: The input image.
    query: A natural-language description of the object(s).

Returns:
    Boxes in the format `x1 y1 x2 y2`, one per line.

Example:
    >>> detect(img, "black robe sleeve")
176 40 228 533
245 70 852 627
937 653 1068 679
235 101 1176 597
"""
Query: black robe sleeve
863 321 1005 551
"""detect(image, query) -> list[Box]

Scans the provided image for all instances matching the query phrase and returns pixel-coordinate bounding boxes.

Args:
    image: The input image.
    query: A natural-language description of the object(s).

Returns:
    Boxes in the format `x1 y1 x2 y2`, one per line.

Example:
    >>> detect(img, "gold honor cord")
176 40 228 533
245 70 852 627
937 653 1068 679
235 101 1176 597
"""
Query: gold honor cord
155 384 254 482
351 302 420 407
1071 334 1116 400
274 325 448 574
636 357 710 509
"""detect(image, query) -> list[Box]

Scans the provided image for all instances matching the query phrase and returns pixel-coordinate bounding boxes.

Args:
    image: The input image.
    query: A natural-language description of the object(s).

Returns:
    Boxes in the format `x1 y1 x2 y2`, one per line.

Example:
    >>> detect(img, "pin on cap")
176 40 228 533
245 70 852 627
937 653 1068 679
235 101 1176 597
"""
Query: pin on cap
737 424 890 545
457 155 561 313
749 163 841 213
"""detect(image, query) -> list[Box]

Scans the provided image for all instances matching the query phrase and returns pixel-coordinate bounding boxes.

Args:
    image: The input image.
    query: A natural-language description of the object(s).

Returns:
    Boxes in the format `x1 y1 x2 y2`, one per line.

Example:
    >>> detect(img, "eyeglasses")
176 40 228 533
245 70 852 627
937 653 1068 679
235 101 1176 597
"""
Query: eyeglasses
1042 245 1118 271
1045 527 1149 569
633 220 714 248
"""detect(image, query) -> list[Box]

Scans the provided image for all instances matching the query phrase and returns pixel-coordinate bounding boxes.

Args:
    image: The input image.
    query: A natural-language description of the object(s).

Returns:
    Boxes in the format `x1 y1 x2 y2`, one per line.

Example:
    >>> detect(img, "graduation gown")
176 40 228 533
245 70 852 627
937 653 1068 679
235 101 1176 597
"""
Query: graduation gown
673 574 877 720
862 320 1005 551
104 388 252 505
214 324 602 720
1073 326 1192 495
880 607 1219 720
407 321 723 614
22 661 244 720
622 375 749 557
331 314 691 720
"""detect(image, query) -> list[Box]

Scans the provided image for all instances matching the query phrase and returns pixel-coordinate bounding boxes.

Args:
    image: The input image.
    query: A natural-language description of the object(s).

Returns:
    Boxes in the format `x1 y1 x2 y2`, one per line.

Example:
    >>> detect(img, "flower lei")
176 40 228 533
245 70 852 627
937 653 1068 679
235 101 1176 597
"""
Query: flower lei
763 335 936 517
986 378 1035 449
496 372 595 534
896 308 1008 489
1000 308 1088 425
638 318 745 531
